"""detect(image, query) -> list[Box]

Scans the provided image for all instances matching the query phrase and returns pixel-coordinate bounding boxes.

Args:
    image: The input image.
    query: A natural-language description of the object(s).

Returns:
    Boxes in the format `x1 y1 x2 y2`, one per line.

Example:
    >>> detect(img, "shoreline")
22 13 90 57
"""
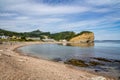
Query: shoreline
0 42 115 80
15 42 117 79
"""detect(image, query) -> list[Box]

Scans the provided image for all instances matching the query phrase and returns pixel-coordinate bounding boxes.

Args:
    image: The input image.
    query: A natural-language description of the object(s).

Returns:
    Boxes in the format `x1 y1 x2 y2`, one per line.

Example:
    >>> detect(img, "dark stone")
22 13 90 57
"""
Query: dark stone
118 76 120 80
93 57 112 62
114 60 120 63
89 61 104 66
64 59 89 67
52 58 62 62
94 70 100 72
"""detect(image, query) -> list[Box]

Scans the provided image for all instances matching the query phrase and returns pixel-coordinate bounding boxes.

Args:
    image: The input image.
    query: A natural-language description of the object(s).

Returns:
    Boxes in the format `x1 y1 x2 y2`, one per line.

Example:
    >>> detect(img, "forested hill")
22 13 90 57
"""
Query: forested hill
0 29 50 37
0 28 93 41
0 29 21 36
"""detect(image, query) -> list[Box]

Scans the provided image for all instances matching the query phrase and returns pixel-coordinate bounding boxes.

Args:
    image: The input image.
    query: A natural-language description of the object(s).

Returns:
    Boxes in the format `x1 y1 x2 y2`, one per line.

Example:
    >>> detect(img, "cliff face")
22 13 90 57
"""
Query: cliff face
70 32 94 43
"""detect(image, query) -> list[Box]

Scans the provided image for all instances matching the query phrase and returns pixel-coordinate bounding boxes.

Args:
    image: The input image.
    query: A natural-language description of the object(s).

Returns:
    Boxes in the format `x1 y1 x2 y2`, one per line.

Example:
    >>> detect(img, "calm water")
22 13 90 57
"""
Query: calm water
18 40 120 60
18 40 120 79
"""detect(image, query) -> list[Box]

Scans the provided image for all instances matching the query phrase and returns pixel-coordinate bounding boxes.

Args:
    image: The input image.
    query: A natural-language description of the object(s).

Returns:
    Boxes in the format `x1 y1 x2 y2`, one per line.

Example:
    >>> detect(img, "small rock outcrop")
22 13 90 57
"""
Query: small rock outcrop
70 31 94 43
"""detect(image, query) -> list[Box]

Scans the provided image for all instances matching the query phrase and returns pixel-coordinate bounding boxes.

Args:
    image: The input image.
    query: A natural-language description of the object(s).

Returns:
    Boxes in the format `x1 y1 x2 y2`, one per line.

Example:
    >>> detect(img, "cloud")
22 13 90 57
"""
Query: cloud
15 16 29 20
0 0 120 39
0 13 17 16
1 0 114 16
53 15 120 33
4 4 90 15
92 8 110 13
85 0 120 6
0 16 66 32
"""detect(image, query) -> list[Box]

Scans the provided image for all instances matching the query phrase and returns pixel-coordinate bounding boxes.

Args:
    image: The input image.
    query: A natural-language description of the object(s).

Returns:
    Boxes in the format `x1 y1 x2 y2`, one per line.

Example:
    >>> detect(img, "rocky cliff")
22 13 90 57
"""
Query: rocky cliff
69 31 94 43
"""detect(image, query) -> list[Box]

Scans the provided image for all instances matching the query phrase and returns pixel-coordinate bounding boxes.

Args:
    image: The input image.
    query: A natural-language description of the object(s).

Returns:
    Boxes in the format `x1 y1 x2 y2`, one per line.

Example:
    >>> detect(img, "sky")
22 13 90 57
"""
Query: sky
0 0 120 40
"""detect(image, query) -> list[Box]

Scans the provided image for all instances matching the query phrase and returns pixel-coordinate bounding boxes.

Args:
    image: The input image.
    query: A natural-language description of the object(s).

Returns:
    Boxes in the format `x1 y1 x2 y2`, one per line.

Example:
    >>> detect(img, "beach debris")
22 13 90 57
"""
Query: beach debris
90 76 106 80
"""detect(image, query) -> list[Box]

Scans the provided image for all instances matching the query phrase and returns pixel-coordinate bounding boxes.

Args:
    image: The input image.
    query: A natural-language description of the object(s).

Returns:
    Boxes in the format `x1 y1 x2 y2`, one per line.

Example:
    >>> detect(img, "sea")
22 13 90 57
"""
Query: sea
18 40 120 60
17 40 120 79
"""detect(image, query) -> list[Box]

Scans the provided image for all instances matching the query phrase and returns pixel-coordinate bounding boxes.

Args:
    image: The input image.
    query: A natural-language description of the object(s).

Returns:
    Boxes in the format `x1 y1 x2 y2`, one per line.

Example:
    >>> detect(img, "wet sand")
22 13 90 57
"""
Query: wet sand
0 42 115 80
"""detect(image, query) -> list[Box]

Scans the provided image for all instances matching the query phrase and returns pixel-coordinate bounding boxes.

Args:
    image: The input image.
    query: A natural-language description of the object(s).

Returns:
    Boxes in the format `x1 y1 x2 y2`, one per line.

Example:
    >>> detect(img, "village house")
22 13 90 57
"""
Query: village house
42 39 55 42
59 39 67 42
0 35 9 39
41 35 55 42
26 37 40 41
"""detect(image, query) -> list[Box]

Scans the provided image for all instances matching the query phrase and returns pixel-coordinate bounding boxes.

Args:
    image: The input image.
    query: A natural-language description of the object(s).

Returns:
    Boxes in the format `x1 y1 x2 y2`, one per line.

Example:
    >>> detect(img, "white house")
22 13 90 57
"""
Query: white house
59 39 67 42
26 37 40 40
42 39 55 42
0 35 9 39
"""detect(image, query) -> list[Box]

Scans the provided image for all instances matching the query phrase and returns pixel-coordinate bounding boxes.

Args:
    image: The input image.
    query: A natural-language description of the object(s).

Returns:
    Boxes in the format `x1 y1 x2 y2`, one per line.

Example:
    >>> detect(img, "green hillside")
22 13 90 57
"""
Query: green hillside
0 28 93 41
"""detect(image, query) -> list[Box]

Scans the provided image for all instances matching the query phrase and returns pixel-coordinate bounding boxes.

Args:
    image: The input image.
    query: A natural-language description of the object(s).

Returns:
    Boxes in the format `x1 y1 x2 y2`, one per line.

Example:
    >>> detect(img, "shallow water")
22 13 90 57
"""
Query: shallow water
18 40 120 79
18 40 120 60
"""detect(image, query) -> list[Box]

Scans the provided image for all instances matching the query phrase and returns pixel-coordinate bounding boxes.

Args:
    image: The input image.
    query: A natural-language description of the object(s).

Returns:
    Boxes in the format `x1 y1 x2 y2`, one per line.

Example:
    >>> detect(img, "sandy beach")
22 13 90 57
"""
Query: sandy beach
0 42 115 80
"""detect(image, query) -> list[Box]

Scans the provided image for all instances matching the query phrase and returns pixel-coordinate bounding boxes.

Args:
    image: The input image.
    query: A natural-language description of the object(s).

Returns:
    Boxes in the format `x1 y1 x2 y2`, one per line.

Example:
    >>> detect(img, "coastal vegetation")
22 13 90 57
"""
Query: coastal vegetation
0 29 50 37
50 31 75 41
74 31 93 37
0 28 94 41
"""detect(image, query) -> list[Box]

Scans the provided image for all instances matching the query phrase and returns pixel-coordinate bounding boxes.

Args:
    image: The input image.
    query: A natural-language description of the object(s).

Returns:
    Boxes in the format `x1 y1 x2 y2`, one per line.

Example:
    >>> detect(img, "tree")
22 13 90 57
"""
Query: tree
21 36 26 40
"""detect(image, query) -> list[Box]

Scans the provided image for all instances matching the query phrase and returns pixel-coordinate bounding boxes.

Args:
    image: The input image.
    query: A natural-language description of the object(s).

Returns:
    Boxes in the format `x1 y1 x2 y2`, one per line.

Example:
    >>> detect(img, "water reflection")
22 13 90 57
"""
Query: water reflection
61 42 94 48
18 41 120 60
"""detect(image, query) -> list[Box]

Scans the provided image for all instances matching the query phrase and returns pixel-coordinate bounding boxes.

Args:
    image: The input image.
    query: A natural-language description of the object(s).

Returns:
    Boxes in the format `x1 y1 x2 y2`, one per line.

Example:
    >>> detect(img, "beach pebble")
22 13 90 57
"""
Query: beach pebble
5 54 12 57
18 59 24 62
0 50 3 52
90 76 106 80
94 70 100 72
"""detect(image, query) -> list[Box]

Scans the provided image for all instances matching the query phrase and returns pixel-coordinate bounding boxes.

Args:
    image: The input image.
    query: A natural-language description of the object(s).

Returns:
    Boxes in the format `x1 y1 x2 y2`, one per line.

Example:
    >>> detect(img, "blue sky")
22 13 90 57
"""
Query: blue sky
0 0 120 40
